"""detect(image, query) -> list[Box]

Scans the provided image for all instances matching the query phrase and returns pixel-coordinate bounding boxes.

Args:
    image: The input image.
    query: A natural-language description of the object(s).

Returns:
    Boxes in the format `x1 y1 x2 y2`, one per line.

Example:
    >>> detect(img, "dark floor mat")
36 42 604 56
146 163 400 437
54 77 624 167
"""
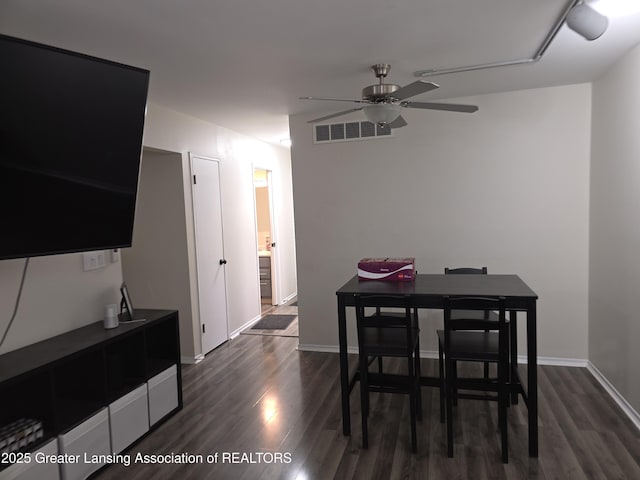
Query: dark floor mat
251 314 296 330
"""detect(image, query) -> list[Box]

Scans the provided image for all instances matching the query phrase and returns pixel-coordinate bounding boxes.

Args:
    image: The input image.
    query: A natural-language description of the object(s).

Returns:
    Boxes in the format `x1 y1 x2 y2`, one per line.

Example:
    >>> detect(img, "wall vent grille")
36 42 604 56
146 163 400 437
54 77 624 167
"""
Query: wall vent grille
314 121 393 144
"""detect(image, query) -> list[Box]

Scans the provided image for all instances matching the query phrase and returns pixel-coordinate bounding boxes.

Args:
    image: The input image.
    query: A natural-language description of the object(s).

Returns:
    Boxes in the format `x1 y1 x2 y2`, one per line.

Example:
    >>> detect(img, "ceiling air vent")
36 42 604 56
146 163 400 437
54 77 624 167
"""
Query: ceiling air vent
314 121 393 144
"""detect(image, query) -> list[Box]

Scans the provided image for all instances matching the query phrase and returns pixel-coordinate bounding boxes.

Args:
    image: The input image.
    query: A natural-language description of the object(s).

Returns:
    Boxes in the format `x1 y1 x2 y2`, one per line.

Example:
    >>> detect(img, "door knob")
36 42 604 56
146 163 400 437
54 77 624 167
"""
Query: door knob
219 259 227 265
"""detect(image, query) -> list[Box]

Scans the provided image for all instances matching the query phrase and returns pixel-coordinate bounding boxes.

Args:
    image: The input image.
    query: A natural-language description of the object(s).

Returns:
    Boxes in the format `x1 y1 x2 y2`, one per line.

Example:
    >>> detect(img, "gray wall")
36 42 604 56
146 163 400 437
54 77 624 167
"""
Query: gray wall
122 149 197 360
290 83 591 360
0 254 122 354
590 42 640 413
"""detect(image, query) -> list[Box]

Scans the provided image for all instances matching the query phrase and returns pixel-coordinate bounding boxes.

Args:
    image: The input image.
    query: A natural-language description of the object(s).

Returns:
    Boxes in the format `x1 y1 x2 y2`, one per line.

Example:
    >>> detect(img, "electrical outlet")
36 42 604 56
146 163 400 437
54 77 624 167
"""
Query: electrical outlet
111 248 120 263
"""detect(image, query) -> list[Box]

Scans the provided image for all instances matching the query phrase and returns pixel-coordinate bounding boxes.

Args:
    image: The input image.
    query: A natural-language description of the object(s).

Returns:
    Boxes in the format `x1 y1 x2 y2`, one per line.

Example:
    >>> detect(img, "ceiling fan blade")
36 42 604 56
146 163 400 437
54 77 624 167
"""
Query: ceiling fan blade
300 96 371 104
388 115 408 129
403 101 478 113
392 80 439 100
307 107 364 124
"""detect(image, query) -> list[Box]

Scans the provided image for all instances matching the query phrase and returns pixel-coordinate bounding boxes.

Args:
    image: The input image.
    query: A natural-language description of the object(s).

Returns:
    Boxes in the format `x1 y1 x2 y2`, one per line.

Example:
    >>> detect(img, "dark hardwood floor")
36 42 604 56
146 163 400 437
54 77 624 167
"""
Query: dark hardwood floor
94 334 640 479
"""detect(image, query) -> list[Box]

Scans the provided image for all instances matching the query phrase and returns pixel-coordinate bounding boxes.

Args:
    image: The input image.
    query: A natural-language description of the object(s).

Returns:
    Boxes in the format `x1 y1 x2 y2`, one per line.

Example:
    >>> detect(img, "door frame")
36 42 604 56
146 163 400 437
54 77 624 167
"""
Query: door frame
252 165 280 306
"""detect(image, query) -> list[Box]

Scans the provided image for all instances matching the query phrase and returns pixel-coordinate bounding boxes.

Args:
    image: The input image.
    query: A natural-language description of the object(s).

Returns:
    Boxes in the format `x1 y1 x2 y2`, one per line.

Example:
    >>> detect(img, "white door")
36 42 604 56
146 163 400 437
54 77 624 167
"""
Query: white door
191 155 229 354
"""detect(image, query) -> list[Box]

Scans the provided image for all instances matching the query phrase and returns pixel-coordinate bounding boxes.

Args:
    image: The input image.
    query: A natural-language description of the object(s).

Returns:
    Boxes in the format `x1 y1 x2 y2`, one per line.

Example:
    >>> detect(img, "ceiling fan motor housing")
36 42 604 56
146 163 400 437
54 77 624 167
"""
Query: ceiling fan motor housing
363 64 400 102
371 63 391 77
361 83 400 102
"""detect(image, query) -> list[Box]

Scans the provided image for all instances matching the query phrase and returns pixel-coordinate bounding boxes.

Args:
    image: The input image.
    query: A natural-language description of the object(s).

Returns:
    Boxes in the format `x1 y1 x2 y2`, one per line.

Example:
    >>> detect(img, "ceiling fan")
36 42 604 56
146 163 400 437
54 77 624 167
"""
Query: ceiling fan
300 64 478 129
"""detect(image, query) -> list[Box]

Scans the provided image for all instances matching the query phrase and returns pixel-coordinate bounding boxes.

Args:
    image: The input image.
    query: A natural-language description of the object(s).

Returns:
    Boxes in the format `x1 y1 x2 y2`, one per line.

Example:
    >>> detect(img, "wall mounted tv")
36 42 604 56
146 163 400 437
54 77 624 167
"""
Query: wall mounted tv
0 34 150 261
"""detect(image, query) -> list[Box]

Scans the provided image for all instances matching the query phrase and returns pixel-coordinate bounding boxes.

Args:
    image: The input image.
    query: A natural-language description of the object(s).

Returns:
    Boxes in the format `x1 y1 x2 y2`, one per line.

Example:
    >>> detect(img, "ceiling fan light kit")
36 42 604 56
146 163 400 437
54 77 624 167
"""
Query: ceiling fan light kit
363 104 402 126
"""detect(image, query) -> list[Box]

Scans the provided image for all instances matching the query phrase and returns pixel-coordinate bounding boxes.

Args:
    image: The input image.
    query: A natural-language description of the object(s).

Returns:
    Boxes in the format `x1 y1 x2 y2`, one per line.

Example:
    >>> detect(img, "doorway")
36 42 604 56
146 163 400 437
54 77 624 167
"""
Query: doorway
253 168 277 313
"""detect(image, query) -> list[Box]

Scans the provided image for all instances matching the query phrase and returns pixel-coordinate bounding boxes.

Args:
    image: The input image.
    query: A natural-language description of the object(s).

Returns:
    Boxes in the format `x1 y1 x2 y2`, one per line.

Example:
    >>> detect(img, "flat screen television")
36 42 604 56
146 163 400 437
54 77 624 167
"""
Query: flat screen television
0 34 150 260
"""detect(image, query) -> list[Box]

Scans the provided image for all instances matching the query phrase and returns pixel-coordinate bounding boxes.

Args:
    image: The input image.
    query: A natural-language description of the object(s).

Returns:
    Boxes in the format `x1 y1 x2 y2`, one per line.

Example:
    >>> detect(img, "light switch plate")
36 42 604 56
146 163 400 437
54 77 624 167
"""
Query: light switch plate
83 251 106 271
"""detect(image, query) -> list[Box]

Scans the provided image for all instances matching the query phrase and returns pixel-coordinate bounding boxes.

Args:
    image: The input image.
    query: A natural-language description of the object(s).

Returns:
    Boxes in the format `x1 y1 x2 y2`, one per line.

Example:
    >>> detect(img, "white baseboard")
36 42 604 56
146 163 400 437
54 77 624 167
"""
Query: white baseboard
297 344 343 353
421 351 588 367
297 344 639 432
281 292 297 305
181 353 205 364
230 314 262 339
587 361 640 432
297 344 589 368
535 356 588 367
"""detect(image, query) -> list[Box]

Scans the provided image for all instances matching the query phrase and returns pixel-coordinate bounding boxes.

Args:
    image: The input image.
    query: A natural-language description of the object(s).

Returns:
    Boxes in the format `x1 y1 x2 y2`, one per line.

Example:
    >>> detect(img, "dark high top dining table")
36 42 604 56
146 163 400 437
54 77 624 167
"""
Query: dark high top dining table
336 273 539 457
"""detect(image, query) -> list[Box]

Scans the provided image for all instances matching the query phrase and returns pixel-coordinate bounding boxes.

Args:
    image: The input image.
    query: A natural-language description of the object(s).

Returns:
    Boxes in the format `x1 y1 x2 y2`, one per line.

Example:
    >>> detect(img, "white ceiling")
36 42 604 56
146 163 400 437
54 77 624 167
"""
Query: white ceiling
2 0 640 145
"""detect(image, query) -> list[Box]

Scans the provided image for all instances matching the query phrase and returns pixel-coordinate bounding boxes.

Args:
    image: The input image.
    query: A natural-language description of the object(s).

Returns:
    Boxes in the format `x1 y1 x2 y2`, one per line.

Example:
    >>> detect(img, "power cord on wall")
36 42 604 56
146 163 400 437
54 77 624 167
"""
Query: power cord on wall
0 257 30 349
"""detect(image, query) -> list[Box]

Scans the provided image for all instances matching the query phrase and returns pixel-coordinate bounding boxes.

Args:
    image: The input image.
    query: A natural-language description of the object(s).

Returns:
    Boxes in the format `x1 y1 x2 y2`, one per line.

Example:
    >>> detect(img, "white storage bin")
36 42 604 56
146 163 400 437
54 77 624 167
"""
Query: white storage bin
147 365 178 426
0 439 60 480
109 384 149 453
57 408 110 480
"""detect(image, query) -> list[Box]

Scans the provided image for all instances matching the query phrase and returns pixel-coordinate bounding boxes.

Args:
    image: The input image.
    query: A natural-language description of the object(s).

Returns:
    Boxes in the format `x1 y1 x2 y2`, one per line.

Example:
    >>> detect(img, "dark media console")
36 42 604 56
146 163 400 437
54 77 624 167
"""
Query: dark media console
0 309 181 479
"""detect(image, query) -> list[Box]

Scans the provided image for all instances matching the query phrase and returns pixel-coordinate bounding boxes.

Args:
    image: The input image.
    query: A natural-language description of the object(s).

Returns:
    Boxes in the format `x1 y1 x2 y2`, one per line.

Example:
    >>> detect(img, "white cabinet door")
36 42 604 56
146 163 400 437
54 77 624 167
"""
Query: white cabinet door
58 409 110 480
147 365 179 426
0 439 60 480
109 384 149 453
191 155 229 354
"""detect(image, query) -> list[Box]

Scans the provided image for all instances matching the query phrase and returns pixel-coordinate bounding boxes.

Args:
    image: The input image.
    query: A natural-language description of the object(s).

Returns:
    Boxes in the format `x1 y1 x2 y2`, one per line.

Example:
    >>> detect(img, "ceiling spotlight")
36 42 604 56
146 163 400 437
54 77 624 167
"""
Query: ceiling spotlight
592 0 640 18
363 104 402 126
566 2 609 40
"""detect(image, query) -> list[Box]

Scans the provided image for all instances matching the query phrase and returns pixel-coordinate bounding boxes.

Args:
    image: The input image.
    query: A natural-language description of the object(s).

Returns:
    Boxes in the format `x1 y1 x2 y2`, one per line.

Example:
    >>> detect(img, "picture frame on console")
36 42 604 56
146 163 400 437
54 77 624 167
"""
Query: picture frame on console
120 282 135 321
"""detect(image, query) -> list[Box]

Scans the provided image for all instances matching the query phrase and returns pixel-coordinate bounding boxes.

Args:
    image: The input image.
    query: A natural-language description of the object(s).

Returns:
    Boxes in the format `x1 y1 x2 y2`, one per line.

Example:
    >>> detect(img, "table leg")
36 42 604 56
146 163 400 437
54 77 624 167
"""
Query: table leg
527 300 538 457
338 296 351 436
510 310 518 404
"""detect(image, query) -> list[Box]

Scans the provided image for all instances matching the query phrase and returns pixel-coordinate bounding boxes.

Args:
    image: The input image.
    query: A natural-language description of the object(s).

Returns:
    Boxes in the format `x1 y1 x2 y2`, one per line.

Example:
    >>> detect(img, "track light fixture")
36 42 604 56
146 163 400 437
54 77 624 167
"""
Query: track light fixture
566 1 609 40
414 0 609 79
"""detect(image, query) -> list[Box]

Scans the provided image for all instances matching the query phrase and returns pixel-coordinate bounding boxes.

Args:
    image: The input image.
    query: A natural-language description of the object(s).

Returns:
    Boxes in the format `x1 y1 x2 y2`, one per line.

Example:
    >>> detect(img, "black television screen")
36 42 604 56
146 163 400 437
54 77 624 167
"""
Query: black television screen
0 34 150 260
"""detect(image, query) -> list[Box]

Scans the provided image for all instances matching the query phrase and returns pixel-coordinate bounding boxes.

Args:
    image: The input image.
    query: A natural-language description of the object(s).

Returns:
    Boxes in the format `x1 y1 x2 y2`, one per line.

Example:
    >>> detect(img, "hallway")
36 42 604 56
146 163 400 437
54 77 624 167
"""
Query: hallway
242 300 298 337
